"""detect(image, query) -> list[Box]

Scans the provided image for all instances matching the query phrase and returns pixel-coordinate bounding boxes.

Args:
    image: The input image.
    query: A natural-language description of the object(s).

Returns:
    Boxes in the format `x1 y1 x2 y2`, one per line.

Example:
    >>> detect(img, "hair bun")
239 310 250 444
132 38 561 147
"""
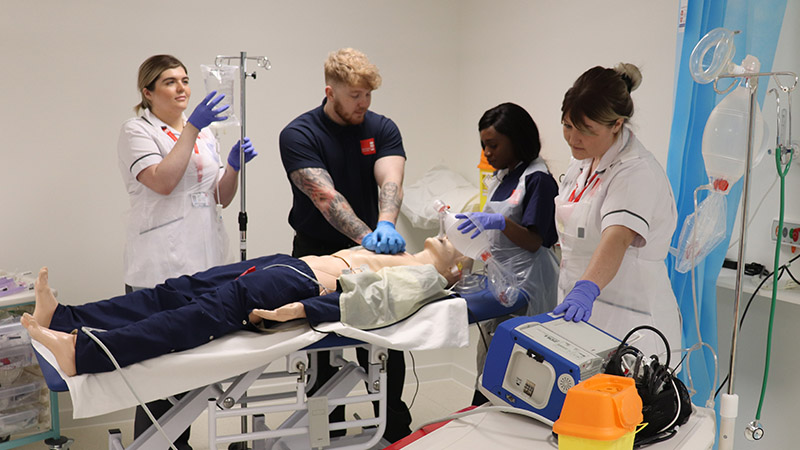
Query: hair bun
614 63 642 92
620 73 634 92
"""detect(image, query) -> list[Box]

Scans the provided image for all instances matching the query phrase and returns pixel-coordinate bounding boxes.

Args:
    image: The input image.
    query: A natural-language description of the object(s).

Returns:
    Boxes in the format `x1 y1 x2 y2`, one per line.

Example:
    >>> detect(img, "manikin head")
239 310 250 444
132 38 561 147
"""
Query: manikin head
323 48 382 126
419 237 469 287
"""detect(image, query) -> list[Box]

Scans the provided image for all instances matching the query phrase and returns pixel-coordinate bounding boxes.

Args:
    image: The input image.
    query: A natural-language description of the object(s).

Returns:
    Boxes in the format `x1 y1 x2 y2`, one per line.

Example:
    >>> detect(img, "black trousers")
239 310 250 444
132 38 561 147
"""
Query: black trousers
293 233 412 443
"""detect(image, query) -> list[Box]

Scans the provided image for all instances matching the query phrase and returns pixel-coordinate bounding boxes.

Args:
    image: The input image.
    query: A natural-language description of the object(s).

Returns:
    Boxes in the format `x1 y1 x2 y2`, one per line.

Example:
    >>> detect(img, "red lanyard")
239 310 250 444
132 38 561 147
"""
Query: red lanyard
568 172 600 202
162 126 202 183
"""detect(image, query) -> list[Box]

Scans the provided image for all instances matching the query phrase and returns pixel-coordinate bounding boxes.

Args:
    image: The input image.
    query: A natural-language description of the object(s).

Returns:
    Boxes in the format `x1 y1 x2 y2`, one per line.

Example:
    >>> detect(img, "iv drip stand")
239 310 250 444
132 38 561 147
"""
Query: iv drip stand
713 69 797 450
215 52 271 261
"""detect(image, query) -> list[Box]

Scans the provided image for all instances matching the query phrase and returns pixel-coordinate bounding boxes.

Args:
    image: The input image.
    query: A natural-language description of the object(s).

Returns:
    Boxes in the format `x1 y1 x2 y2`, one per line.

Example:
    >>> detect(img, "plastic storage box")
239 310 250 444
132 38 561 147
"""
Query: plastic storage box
0 321 35 386
0 405 40 436
0 372 46 410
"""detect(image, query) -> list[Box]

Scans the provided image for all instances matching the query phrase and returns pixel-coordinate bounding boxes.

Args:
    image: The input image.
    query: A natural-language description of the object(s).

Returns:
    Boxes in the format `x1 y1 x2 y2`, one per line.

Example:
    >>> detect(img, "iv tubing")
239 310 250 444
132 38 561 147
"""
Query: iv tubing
687 184 719 407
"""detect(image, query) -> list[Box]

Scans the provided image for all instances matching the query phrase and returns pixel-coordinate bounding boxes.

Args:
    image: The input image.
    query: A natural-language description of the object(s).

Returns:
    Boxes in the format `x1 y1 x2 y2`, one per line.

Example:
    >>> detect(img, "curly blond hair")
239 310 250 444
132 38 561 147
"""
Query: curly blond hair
324 48 382 90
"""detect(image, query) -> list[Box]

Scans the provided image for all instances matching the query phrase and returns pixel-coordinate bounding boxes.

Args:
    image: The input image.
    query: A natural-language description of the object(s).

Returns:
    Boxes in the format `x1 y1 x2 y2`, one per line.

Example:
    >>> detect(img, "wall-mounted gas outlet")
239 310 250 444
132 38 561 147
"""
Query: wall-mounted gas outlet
771 219 800 247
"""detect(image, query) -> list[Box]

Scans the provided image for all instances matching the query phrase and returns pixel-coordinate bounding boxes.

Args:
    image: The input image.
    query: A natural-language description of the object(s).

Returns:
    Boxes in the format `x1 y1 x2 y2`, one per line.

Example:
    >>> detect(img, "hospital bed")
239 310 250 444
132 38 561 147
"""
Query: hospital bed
33 284 522 450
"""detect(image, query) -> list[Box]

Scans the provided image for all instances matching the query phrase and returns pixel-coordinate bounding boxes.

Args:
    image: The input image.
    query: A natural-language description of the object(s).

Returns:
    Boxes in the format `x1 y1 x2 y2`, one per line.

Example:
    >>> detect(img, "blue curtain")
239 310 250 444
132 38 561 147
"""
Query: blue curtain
666 0 787 408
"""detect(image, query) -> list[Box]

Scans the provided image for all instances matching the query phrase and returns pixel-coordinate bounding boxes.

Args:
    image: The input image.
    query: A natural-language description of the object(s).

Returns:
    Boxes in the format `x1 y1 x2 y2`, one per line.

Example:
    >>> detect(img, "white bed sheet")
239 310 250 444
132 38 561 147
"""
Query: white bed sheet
33 297 468 419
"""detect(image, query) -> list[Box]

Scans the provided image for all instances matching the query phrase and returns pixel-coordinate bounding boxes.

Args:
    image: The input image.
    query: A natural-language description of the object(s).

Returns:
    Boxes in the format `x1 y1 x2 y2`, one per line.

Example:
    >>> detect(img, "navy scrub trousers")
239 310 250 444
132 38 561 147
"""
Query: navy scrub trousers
49 254 320 374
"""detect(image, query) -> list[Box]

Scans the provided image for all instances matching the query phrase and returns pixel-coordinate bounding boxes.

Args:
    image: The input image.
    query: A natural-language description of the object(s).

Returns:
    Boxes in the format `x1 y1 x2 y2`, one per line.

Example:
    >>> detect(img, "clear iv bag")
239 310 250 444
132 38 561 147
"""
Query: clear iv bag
201 64 240 133
675 191 727 273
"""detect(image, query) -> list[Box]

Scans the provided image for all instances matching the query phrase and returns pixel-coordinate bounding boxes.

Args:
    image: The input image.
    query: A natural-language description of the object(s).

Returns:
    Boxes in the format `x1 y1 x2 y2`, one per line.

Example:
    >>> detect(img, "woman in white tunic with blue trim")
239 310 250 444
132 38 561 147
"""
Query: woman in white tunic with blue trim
117 55 258 291
116 54 258 450
552 63 681 359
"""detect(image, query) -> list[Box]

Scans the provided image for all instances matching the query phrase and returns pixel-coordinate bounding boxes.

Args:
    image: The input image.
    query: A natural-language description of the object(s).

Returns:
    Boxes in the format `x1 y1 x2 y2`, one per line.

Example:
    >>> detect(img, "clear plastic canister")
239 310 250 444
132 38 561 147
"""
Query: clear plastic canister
433 200 492 261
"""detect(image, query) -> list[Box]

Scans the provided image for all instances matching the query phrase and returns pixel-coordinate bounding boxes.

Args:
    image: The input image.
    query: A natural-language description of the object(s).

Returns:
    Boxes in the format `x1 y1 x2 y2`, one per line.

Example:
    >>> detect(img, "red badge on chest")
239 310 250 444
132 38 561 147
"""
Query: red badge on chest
360 138 376 155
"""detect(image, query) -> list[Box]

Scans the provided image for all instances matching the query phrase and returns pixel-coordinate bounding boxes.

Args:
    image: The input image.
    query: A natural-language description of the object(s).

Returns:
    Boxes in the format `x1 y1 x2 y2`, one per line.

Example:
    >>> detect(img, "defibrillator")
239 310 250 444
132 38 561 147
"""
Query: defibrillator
479 313 621 425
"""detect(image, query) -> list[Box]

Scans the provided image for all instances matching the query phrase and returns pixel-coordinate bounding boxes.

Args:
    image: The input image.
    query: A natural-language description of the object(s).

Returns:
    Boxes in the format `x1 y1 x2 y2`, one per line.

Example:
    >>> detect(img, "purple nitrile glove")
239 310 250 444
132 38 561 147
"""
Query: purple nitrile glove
187 91 230 130
552 280 600 322
361 221 406 254
455 212 506 239
227 137 257 171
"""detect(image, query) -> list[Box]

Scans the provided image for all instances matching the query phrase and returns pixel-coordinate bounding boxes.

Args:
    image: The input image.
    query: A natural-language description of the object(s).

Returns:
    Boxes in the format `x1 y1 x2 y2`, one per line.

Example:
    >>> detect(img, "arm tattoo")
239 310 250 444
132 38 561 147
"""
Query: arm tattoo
379 181 403 218
290 168 371 242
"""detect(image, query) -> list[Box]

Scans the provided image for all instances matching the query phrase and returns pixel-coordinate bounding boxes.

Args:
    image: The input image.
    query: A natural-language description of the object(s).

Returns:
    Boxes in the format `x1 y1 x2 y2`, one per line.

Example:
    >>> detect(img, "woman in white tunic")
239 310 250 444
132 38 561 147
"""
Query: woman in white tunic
552 64 681 359
116 54 257 449
117 54 257 291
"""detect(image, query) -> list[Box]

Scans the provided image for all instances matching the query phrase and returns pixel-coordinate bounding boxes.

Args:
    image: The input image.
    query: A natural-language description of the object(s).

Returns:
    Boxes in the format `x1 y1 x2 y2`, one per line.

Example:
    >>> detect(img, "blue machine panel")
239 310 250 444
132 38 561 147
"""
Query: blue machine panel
480 313 621 425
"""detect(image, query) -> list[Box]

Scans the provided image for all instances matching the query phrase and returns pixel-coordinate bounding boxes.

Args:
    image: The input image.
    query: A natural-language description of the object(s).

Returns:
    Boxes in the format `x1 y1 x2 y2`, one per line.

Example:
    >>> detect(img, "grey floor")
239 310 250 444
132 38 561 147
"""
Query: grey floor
11 376 474 450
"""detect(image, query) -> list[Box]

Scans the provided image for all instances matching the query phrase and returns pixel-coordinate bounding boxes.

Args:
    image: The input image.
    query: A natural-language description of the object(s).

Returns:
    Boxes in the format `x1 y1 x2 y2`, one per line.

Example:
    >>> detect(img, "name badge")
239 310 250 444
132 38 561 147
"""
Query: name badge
360 138 376 155
190 192 210 208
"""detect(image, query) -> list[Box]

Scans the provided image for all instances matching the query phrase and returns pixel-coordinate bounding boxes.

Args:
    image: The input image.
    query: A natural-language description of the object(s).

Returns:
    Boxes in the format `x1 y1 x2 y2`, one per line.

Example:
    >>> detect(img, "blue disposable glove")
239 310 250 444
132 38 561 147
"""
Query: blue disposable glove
227 138 257 171
361 221 406 254
552 280 601 322
187 91 230 130
455 212 506 238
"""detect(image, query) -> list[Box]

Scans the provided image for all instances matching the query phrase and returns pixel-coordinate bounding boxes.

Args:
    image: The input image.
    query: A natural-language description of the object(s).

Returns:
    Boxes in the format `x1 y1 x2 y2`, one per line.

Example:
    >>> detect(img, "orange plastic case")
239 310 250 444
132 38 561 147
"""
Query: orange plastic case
553 374 643 450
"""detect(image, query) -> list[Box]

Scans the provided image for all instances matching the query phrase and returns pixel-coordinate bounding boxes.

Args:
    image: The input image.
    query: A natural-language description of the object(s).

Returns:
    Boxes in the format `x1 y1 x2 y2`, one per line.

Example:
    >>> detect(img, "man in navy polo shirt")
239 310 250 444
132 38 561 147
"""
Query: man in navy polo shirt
279 48 411 443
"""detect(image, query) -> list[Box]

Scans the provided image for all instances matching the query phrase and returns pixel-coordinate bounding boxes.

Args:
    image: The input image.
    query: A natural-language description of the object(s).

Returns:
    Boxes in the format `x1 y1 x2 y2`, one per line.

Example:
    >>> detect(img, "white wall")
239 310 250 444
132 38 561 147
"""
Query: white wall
0 0 680 306
0 0 463 303
455 0 679 181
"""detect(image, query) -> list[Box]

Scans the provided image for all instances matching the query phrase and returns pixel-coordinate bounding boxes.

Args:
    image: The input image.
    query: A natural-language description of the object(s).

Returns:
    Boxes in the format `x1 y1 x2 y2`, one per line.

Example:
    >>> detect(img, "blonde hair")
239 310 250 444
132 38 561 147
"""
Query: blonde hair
134 55 187 113
324 48 381 90
561 62 642 133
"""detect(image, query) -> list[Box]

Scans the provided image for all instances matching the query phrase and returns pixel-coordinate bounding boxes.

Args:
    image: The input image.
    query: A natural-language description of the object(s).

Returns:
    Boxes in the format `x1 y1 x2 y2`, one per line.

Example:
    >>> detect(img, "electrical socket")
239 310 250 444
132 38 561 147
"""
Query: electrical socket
771 219 800 247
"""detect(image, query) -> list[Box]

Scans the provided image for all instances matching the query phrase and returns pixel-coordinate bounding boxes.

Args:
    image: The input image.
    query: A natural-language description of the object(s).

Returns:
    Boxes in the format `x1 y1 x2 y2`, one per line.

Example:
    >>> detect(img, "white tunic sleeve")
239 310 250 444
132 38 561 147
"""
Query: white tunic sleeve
117 118 165 182
599 158 664 248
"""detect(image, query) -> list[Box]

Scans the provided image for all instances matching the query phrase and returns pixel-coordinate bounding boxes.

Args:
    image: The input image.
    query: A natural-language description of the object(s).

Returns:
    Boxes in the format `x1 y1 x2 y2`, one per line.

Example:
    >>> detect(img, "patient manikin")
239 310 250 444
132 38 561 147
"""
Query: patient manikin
22 237 468 377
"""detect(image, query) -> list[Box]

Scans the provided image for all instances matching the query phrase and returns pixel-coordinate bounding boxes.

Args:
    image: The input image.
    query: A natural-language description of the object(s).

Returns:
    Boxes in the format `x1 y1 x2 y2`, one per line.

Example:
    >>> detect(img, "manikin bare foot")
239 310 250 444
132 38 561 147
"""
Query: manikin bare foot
21 313 77 376
249 302 307 323
33 267 58 328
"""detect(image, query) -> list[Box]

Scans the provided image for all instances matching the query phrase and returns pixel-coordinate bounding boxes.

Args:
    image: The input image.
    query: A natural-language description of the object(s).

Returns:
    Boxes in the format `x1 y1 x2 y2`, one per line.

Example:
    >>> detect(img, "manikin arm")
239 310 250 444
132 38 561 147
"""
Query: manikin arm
251 303 306 322
250 291 342 325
